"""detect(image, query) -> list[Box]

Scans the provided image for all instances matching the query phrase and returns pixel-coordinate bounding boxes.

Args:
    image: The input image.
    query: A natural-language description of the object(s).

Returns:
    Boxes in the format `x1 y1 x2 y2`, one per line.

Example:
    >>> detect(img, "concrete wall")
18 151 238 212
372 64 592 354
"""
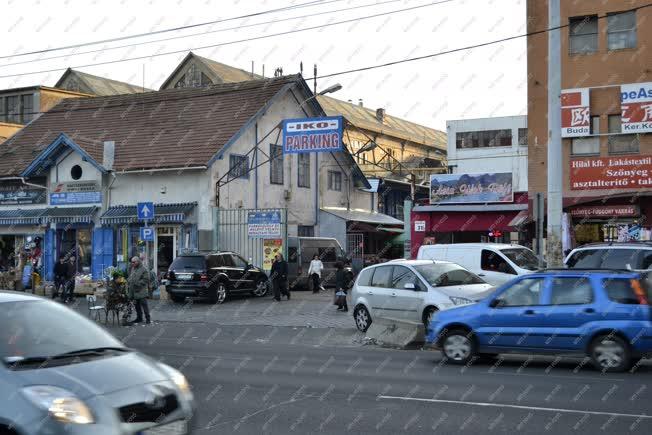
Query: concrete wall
447 116 528 192
51 152 103 184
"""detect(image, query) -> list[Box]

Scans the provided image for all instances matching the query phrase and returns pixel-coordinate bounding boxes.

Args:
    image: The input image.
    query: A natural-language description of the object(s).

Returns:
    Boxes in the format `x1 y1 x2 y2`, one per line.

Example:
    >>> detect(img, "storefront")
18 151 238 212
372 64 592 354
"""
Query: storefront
100 203 197 277
0 210 46 289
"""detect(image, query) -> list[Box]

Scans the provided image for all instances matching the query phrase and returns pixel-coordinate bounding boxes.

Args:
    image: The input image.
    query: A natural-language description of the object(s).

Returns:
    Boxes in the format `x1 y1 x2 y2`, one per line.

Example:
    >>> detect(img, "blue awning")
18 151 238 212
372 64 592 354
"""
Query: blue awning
0 209 46 225
41 207 98 224
100 202 196 224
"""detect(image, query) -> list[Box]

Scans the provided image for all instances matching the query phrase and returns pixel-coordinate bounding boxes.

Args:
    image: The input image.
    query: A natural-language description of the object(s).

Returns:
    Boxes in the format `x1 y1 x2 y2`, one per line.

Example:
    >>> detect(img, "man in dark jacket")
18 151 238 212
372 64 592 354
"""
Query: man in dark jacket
127 256 151 324
53 255 67 300
63 255 76 303
270 253 289 301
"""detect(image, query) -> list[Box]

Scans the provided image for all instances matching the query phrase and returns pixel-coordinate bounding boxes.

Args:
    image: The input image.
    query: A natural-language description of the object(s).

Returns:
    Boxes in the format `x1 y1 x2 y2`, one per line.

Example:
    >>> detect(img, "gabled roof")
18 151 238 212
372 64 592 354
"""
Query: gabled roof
55 68 153 96
21 133 106 177
159 52 261 90
317 95 447 151
0 76 301 176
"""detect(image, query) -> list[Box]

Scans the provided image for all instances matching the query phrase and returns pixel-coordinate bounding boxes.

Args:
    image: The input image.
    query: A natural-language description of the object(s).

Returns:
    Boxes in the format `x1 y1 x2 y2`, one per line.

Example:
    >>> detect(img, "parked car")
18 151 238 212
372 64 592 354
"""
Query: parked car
165 251 269 304
426 269 652 372
565 242 652 271
351 260 493 332
287 237 354 290
417 243 541 286
0 291 196 434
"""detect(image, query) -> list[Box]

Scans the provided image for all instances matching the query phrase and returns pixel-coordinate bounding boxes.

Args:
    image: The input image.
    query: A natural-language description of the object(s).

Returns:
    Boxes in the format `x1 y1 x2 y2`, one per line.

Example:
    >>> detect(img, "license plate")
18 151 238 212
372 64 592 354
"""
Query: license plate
139 420 187 435
175 274 193 281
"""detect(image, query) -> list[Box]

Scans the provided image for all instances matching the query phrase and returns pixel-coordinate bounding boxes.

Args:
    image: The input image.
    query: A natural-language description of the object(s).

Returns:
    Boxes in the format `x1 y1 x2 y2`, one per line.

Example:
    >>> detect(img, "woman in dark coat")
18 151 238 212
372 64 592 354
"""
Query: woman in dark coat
335 262 348 312
270 253 290 301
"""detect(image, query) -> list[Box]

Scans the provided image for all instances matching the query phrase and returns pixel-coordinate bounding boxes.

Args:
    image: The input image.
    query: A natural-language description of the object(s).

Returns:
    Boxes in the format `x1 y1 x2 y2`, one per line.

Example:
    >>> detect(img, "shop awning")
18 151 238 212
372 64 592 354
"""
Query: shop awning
508 210 531 227
100 202 196 224
413 204 528 212
42 207 98 224
0 209 46 225
321 208 404 226
377 226 404 233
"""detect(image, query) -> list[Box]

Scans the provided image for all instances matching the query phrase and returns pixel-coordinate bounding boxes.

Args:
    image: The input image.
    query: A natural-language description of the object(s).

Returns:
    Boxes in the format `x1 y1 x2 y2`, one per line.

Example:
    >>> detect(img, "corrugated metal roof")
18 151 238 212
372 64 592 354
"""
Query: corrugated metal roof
41 207 98 223
321 208 403 226
101 202 196 224
55 69 153 96
0 208 46 225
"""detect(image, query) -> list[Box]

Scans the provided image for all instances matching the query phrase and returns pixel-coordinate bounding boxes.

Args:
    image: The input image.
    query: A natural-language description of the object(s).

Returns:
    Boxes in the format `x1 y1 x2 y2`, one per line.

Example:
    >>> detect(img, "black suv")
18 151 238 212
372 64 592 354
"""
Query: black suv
165 252 269 304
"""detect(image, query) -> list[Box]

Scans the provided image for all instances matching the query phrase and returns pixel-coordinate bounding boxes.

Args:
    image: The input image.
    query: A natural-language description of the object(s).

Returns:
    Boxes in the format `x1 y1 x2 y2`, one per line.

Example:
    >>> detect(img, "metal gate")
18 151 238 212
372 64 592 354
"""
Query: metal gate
346 233 364 273
214 208 287 269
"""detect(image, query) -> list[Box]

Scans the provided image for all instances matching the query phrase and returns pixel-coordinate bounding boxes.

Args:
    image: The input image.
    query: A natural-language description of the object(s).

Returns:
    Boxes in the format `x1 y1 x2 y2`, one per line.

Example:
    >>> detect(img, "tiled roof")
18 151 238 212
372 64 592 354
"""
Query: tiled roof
160 52 261 90
55 68 153 96
0 75 300 176
317 95 446 150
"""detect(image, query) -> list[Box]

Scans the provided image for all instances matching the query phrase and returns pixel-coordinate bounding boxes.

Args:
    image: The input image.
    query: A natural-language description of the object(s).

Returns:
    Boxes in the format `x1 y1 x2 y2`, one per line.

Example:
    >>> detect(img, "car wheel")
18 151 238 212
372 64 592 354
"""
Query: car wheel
354 305 372 332
422 306 438 330
211 283 228 304
589 334 631 373
252 279 268 297
170 294 185 303
441 329 476 365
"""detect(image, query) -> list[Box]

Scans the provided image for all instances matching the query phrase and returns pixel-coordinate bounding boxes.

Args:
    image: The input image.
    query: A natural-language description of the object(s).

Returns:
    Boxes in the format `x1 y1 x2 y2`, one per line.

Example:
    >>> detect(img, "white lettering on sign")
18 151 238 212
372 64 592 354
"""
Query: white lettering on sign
285 119 340 132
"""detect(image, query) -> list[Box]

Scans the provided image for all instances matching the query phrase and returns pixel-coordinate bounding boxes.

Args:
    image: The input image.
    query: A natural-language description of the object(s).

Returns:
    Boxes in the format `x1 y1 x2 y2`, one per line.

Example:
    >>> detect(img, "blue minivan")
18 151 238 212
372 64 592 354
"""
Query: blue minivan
426 269 652 372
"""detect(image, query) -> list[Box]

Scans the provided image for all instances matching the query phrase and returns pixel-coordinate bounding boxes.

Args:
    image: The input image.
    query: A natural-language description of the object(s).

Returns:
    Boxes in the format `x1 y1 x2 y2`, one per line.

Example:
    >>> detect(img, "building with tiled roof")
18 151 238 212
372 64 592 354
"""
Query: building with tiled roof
159 52 261 90
55 68 153 96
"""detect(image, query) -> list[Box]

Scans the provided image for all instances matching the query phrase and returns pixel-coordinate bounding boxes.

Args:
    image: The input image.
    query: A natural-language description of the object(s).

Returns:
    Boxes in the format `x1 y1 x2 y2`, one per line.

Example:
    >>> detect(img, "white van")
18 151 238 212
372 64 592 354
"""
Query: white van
416 243 541 286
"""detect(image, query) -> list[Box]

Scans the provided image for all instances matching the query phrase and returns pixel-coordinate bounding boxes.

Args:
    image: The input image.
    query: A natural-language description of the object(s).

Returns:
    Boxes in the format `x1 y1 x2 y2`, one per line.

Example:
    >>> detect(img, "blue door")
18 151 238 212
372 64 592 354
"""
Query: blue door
91 228 114 279
477 277 548 350
42 230 55 281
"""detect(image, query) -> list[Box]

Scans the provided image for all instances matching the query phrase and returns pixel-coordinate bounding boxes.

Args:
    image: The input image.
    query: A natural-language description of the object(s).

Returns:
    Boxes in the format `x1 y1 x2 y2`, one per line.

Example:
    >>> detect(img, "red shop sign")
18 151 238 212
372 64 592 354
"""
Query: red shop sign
569 205 640 218
570 155 652 190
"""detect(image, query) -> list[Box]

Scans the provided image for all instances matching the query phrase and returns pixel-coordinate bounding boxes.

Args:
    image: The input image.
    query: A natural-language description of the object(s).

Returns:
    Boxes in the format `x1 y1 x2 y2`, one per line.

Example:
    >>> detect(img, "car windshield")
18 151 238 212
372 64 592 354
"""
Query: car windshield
500 248 540 271
0 300 124 361
170 256 205 270
414 263 485 286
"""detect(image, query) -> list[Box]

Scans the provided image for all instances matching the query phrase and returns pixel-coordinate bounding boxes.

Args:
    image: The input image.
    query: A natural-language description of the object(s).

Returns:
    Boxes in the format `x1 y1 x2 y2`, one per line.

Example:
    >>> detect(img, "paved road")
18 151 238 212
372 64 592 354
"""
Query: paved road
111 321 652 435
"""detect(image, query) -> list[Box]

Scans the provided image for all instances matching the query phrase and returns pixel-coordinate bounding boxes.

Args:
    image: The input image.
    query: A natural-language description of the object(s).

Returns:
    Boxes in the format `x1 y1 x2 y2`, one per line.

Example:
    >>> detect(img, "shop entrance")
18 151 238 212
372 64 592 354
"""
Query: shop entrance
0 235 16 271
56 228 92 275
156 227 177 277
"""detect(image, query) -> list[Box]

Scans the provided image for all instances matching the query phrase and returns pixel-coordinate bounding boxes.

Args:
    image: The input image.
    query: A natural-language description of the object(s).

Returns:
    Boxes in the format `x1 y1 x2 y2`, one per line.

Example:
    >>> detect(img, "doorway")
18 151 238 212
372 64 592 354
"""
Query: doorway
156 227 177 278
57 228 92 275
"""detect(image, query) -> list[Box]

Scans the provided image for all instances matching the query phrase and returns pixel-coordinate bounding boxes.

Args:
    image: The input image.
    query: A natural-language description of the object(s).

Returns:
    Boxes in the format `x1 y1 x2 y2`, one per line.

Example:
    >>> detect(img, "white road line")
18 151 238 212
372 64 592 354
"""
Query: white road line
378 396 651 419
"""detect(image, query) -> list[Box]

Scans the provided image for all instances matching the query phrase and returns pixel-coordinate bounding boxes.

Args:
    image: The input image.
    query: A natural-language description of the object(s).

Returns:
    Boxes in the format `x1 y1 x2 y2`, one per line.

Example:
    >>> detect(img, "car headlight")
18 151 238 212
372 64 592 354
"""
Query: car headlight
449 296 473 306
158 363 193 400
22 386 94 424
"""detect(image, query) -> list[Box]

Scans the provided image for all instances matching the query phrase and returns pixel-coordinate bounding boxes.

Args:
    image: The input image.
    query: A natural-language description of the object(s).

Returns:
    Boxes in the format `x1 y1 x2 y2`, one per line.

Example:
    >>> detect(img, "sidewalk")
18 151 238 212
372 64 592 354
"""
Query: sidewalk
72 290 355 329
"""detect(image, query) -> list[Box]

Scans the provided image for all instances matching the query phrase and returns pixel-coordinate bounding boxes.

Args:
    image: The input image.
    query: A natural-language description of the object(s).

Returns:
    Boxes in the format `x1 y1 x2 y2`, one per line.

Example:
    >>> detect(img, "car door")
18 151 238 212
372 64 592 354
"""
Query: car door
477 277 548 350
479 249 518 286
366 265 393 319
229 254 254 291
388 266 426 322
539 276 598 350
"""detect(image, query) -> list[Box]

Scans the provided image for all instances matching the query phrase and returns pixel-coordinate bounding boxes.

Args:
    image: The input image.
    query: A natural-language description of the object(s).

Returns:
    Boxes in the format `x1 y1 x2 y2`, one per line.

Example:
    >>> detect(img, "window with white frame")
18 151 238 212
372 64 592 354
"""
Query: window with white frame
569 16 598 54
298 153 310 188
607 11 637 50
328 170 342 191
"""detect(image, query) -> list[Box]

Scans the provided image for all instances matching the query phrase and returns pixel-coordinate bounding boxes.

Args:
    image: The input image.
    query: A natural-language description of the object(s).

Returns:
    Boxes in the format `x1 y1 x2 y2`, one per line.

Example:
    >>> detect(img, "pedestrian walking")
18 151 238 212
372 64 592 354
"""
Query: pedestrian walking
53 255 67 300
308 254 324 293
271 253 289 301
63 255 76 303
126 256 151 324
334 262 348 312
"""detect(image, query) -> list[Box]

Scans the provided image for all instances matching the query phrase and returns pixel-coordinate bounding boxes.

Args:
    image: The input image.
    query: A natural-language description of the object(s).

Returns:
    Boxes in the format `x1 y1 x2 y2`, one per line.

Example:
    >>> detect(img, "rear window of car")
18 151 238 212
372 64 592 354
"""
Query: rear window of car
603 278 649 305
567 248 642 269
170 256 205 270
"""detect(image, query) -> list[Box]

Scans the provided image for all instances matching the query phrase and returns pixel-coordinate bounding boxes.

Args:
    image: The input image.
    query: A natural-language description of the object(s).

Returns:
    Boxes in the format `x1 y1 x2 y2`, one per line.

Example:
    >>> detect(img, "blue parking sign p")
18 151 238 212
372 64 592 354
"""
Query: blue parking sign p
140 227 154 242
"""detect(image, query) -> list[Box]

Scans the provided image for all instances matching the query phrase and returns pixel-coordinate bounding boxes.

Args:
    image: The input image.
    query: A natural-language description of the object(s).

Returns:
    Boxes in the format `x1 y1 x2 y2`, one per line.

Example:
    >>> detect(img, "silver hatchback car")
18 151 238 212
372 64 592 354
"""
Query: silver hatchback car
0 292 195 434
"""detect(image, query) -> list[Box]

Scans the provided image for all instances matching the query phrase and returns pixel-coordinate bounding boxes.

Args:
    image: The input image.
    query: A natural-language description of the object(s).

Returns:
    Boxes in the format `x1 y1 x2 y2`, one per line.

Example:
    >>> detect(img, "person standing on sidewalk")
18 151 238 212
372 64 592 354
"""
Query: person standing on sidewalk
335 262 348 312
127 256 151 324
308 254 324 294
63 255 76 303
271 253 289 301
53 255 67 300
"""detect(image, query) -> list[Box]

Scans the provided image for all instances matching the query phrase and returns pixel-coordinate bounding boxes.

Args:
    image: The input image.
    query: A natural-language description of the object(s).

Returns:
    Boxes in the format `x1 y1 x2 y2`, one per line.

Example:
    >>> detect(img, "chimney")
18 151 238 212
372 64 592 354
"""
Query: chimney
103 141 115 171
376 108 386 123
358 98 363 107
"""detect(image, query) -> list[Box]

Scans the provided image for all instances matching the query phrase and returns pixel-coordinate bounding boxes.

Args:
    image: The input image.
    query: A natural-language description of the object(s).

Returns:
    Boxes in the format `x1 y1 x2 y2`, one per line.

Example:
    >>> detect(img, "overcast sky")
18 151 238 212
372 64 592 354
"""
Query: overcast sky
1 0 527 130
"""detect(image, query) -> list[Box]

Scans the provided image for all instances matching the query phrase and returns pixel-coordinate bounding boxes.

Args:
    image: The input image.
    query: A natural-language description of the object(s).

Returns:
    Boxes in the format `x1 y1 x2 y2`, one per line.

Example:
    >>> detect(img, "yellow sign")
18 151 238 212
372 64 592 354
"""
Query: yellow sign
263 239 283 270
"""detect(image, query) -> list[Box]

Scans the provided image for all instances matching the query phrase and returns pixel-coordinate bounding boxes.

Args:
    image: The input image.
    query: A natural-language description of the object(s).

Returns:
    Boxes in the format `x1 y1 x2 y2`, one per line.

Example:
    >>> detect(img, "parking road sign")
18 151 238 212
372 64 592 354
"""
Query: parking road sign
137 202 155 220
140 227 154 242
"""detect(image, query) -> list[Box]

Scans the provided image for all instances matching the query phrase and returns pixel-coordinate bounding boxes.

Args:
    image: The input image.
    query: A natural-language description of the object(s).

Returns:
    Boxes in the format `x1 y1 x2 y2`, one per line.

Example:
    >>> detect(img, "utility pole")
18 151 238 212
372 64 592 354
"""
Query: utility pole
546 0 563 266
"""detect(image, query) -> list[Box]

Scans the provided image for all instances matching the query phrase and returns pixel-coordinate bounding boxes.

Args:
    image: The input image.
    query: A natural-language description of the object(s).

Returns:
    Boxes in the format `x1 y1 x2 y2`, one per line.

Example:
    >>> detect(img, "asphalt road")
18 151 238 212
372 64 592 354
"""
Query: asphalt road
111 322 652 435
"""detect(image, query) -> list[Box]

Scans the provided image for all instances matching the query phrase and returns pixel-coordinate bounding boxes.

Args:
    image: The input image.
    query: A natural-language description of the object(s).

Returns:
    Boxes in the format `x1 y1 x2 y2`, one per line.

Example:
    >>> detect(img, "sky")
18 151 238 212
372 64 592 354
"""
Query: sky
0 0 527 131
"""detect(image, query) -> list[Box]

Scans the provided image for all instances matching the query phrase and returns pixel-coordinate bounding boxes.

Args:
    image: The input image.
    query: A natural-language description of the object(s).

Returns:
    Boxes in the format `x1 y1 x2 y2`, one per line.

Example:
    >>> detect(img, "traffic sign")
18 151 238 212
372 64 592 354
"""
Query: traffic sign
140 227 154 242
137 202 155 220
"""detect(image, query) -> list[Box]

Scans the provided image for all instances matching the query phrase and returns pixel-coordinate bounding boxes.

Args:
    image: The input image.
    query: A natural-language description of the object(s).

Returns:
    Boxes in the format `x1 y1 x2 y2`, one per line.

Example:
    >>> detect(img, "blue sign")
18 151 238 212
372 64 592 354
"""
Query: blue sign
137 202 155 220
282 116 343 154
50 191 102 205
140 227 154 242
247 211 282 238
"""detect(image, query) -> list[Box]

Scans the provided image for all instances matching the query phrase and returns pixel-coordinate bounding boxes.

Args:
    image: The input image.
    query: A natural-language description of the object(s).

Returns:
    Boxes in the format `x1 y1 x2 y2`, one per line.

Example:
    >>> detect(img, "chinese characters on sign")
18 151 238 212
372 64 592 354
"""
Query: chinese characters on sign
569 155 652 190
561 88 590 138
621 82 652 133
247 211 282 238
429 173 513 204
282 116 343 154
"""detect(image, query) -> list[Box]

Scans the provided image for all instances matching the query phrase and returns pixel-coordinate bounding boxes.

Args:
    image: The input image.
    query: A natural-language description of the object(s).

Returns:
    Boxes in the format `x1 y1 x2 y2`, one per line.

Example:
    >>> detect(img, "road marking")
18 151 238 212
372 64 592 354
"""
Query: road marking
378 396 652 419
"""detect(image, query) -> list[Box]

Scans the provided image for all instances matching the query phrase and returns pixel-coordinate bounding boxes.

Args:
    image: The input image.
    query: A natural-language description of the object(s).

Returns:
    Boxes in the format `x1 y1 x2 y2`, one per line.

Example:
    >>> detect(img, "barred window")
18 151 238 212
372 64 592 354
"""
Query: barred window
298 153 310 188
328 171 342 191
228 154 249 180
269 144 284 185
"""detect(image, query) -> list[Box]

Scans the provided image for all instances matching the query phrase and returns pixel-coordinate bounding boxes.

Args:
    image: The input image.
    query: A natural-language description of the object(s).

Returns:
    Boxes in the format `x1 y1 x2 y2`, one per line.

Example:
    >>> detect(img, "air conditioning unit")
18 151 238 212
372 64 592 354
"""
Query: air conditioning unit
284 190 291 201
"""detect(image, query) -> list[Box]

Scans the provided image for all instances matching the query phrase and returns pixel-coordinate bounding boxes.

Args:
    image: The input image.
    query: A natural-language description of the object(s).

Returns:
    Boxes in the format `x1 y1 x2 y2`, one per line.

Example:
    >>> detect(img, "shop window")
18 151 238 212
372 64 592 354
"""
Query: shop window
481 249 516 274
328 171 342 191
550 277 593 305
569 15 598 54
607 11 637 50
298 153 310 188
608 115 639 154
571 116 600 155
70 165 83 180
269 144 284 185
228 154 249 180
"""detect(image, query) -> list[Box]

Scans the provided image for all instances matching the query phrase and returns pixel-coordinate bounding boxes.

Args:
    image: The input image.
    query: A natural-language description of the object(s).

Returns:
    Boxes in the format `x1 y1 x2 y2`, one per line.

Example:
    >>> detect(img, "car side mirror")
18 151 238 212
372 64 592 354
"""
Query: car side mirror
489 298 504 308
404 282 416 290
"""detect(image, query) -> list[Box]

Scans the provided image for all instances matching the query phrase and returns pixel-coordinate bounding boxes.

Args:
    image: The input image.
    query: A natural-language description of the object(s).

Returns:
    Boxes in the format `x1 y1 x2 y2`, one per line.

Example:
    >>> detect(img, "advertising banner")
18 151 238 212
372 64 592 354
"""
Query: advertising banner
282 116 343 154
561 88 591 137
569 205 640 218
50 191 102 205
262 239 283 271
621 82 652 133
429 173 513 204
247 211 282 238
0 186 47 205
51 181 100 193
569 155 652 190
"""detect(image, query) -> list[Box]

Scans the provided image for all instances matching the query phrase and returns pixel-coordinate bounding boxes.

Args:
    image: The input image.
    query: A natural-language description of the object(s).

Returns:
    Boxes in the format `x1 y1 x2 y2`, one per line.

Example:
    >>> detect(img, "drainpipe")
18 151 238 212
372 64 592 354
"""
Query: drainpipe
0 176 47 190
315 152 319 232
254 122 259 209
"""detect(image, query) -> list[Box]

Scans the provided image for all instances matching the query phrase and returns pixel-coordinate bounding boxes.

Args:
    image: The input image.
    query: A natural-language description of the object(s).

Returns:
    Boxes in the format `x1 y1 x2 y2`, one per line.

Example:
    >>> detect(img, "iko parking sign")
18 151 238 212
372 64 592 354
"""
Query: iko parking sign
282 116 344 154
